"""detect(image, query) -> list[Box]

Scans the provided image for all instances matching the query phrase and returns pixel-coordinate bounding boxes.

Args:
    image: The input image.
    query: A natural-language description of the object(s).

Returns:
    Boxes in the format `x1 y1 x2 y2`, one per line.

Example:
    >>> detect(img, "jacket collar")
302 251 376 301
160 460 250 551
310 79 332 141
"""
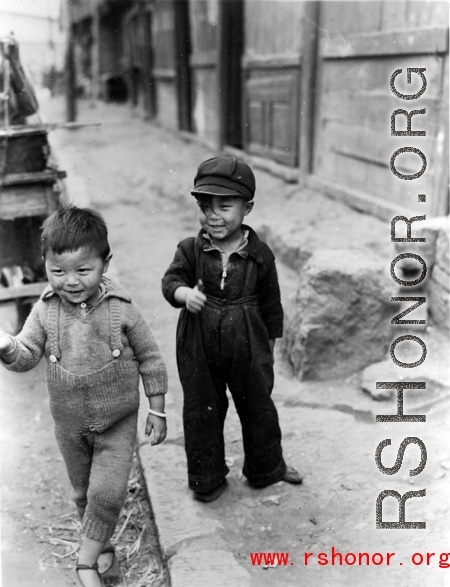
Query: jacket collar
198 224 265 264
41 275 131 302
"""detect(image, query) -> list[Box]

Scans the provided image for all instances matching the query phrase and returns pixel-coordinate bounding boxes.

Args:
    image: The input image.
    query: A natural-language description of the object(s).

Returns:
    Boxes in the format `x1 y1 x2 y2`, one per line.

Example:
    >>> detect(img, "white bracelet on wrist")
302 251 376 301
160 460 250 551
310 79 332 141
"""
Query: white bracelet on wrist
148 408 167 418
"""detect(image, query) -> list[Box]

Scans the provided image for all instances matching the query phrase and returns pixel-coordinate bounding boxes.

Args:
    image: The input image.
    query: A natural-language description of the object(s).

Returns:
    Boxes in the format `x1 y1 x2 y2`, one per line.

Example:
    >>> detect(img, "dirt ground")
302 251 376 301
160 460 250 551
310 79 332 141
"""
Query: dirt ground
1 94 449 587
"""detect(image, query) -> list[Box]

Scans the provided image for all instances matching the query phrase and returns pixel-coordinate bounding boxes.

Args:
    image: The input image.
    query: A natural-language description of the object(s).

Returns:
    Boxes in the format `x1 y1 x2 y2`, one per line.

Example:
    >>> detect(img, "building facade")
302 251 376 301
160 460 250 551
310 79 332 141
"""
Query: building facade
67 0 449 220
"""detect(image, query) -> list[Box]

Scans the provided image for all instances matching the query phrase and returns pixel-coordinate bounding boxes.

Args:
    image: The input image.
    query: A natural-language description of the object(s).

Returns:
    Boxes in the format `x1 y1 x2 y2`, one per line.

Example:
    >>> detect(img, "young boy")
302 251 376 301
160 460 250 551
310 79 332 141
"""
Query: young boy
0 206 168 587
162 156 301 502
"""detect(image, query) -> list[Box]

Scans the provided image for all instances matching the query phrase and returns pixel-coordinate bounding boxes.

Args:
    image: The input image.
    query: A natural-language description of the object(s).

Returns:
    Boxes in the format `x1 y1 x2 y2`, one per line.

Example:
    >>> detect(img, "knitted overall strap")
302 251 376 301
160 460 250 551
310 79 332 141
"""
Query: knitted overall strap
109 296 124 356
46 295 124 360
47 295 61 360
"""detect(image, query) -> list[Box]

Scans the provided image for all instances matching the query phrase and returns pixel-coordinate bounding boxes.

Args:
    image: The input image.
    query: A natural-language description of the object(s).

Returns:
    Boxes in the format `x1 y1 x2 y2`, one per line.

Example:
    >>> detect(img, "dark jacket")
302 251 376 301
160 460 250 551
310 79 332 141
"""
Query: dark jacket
161 225 283 338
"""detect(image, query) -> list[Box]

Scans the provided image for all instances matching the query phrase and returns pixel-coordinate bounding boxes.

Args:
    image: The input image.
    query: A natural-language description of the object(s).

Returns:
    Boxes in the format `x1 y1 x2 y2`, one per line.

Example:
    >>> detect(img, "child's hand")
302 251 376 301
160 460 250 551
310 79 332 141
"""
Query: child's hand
145 413 167 446
0 330 14 354
185 281 206 314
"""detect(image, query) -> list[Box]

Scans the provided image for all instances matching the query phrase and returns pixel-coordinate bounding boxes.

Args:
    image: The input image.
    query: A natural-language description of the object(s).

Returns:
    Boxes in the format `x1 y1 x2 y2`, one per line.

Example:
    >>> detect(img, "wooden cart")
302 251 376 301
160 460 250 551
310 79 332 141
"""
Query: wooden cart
0 126 66 325
0 36 68 325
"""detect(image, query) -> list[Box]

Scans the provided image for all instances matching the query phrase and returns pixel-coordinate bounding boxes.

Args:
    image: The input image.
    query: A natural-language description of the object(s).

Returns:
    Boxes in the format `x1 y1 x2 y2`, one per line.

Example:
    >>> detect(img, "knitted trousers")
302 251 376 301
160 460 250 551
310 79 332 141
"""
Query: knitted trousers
54 411 138 542
44 294 140 542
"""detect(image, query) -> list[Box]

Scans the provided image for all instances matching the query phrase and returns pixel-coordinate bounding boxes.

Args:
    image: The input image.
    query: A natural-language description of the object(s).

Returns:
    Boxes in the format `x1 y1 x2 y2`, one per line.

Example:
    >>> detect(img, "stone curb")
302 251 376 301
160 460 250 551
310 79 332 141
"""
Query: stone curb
137 415 251 586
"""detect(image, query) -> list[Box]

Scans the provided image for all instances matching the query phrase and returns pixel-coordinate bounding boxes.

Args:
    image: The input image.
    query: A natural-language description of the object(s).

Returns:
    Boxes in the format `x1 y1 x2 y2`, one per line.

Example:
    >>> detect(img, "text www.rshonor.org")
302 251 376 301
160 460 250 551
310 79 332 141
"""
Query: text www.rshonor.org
250 548 450 568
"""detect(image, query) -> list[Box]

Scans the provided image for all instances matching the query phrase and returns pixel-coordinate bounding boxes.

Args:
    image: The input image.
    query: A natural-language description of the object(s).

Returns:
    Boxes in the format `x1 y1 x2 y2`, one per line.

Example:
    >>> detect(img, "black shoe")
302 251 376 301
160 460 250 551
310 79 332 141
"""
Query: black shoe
282 465 303 484
194 479 227 502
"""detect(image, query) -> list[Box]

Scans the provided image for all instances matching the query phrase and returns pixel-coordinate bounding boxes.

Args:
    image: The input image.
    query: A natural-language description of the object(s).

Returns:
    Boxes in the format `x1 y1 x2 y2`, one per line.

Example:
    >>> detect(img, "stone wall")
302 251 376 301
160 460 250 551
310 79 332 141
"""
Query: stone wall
394 216 449 332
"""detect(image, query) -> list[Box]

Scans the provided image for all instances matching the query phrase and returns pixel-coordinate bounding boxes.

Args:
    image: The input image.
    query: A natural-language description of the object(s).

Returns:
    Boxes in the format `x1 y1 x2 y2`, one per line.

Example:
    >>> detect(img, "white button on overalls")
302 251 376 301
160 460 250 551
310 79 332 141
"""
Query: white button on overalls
49 354 57 363
112 349 121 358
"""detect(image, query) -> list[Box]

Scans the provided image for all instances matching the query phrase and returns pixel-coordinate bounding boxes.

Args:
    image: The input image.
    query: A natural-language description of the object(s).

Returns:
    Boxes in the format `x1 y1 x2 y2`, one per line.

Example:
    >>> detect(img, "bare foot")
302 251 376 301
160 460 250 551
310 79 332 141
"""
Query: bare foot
76 566 103 587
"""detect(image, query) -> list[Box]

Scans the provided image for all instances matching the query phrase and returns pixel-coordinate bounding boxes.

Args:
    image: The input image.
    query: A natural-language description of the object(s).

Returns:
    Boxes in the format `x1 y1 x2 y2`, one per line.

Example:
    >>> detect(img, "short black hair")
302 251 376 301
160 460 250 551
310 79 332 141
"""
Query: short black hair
41 205 110 260
194 194 213 206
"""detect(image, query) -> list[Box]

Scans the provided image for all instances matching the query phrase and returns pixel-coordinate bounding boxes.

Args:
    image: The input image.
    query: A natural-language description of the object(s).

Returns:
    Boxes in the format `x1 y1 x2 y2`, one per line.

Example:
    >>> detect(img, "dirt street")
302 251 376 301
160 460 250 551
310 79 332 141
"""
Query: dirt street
1 95 449 587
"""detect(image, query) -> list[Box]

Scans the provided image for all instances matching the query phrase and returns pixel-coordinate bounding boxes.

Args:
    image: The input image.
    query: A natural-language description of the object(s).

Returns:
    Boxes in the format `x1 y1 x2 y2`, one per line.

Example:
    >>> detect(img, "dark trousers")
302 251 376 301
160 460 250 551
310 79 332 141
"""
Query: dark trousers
177 296 286 494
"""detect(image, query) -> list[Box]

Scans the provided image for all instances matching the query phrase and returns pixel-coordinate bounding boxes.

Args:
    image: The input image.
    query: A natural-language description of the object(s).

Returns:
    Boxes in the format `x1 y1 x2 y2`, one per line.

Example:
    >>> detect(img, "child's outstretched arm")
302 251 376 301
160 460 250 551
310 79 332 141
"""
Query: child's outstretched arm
0 303 46 370
0 329 17 364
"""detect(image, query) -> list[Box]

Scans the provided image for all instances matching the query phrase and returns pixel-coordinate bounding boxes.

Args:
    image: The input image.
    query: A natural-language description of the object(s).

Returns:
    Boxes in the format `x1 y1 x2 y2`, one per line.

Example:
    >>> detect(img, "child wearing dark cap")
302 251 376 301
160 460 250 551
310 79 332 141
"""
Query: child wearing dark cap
0 205 168 587
162 156 301 502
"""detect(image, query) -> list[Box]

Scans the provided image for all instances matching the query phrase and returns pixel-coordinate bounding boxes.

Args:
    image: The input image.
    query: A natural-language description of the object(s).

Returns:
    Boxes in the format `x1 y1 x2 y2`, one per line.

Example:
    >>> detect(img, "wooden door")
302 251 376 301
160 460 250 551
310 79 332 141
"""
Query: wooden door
188 0 220 145
242 1 305 167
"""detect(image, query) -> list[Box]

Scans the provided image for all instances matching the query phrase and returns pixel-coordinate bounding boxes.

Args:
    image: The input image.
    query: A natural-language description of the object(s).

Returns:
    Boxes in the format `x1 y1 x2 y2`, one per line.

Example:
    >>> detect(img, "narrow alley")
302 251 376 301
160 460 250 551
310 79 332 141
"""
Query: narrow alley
1 95 449 587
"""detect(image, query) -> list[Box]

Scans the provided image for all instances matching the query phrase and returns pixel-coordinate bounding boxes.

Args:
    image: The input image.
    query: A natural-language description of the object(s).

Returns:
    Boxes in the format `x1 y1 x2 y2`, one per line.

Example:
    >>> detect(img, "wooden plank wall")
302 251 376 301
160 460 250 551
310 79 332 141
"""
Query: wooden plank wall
244 0 304 58
312 0 449 219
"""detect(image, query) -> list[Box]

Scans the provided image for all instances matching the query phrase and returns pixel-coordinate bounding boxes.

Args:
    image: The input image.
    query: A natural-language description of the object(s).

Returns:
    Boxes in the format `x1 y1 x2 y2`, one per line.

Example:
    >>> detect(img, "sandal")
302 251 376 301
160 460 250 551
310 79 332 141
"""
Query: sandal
99 546 120 584
74 562 103 587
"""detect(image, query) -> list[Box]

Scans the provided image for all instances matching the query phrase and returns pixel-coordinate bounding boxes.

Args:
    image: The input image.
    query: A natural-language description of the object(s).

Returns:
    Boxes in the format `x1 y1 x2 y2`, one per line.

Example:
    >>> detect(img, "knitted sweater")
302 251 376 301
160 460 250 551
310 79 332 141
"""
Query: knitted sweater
2 276 167 398
161 225 284 339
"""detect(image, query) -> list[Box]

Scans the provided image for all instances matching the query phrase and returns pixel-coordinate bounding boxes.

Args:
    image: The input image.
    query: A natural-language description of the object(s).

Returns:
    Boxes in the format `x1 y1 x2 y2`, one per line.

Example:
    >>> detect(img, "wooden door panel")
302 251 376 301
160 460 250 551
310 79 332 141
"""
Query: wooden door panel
271 103 290 150
244 67 299 166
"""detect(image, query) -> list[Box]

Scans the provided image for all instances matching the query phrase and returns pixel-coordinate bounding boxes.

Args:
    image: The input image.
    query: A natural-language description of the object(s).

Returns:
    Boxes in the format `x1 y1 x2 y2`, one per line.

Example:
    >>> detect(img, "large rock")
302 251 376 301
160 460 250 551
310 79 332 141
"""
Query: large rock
257 222 313 272
282 249 397 380
257 204 389 273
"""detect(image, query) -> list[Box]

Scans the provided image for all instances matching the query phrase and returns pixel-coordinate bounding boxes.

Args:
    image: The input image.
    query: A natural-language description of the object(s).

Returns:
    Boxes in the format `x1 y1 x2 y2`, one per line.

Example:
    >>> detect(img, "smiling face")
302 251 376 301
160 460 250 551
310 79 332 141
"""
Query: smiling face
196 195 253 244
45 247 110 305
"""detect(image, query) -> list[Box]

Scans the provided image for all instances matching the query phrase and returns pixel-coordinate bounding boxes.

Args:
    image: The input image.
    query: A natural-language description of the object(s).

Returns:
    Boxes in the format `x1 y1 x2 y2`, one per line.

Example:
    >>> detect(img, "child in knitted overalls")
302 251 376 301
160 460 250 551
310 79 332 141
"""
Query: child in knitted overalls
0 206 168 587
162 156 302 503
